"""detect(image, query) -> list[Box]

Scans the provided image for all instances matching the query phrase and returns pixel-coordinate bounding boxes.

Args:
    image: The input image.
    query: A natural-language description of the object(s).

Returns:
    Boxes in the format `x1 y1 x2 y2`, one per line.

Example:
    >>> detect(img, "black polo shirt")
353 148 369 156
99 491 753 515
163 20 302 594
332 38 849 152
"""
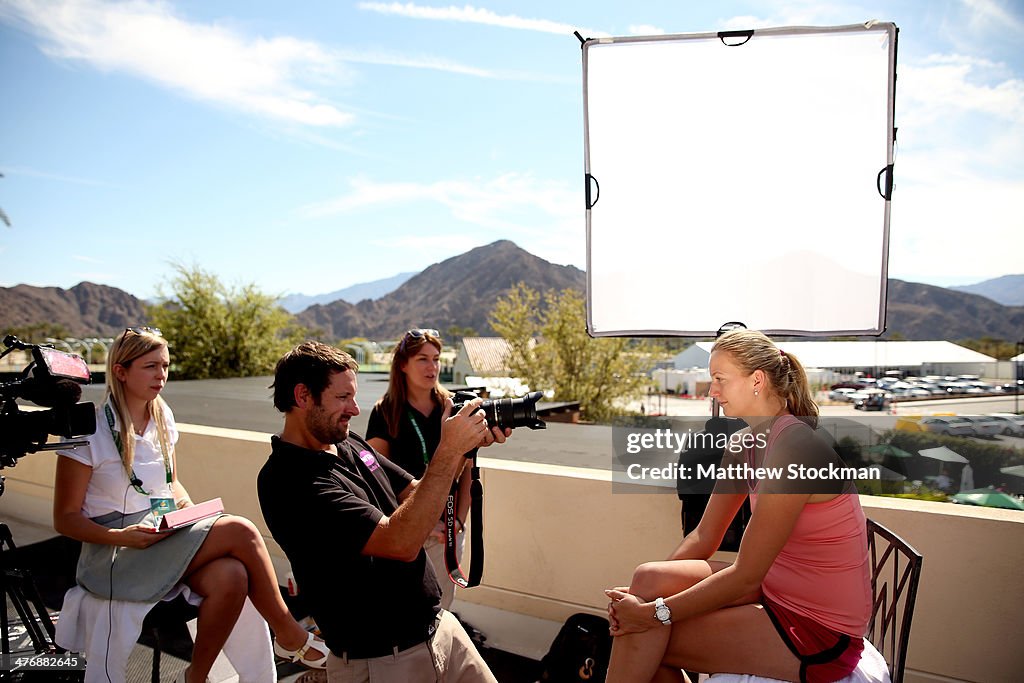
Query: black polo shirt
257 433 441 657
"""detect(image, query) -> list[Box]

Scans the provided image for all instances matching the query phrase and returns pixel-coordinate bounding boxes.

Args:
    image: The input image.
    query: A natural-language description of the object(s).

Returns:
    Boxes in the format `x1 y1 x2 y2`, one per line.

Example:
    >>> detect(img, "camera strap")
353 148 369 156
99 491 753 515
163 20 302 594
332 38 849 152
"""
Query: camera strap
444 458 483 588
406 405 483 586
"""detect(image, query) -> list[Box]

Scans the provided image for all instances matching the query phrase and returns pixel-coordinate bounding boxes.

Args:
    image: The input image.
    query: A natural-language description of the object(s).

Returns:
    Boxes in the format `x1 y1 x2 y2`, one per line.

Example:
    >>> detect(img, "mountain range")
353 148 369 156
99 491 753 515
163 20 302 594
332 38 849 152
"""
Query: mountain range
950 274 1024 306
292 240 584 339
278 271 417 313
0 281 148 338
2 240 1022 343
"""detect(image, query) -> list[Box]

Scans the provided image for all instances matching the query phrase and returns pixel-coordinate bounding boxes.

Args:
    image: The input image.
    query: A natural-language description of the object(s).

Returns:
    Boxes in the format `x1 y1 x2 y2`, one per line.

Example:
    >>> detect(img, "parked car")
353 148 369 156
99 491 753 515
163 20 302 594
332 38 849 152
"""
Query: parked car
846 391 869 405
947 416 981 435
853 390 891 411
996 381 1023 394
828 387 858 401
830 381 867 391
962 416 1001 438
920 417 974 437
987 414 1024 437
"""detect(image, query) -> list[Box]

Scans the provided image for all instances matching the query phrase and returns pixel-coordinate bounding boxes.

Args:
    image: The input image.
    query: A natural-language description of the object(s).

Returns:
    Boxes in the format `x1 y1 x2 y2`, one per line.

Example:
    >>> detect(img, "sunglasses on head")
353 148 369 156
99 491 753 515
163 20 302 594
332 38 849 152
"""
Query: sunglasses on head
125 326 162 337
399 328 440 352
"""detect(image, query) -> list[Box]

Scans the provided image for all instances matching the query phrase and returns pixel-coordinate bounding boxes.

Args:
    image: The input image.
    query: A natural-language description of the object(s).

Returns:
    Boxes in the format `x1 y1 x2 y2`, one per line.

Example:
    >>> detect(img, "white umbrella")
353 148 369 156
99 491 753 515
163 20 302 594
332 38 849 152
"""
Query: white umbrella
1000 465 1024 479
918 446 969 464
918 446 969 478
960 463 974 492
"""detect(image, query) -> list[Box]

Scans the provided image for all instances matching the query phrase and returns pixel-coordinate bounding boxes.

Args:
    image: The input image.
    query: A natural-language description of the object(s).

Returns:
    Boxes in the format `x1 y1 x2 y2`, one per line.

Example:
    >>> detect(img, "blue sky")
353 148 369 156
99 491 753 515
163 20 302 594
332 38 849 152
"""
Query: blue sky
1 0 1021 301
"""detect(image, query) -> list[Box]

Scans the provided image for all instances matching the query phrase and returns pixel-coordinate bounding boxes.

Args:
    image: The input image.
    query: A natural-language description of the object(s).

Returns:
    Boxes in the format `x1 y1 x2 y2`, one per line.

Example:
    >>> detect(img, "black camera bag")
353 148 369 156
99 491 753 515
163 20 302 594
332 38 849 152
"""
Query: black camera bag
538 612 612 682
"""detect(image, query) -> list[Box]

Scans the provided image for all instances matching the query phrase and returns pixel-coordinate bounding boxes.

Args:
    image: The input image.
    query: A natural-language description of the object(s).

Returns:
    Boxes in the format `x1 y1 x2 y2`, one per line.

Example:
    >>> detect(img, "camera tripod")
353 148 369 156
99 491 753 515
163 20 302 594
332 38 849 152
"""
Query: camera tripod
1 519 59 675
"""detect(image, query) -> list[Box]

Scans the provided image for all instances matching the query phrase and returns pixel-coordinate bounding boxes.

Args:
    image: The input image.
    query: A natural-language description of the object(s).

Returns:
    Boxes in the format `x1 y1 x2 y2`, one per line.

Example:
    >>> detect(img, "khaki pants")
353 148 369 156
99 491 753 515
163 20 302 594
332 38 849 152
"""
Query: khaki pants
326 610 496 683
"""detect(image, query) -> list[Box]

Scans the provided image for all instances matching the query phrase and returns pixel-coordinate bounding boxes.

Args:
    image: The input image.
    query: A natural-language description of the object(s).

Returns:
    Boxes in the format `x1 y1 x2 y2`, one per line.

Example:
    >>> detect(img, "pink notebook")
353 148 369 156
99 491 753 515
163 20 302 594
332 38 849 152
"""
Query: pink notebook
150 498 224 532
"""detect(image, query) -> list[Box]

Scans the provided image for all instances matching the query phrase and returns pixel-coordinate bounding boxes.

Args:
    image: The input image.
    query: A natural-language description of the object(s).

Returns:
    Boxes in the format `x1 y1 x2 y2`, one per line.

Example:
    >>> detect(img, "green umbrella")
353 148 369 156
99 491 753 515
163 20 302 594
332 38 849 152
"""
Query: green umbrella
951 488 1024 511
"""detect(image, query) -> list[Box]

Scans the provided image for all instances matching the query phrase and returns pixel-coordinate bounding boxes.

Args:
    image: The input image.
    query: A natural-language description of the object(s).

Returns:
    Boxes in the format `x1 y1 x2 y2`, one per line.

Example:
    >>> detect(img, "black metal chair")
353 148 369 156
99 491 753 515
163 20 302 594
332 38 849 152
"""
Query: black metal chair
139 595 199 683
865 518 923 683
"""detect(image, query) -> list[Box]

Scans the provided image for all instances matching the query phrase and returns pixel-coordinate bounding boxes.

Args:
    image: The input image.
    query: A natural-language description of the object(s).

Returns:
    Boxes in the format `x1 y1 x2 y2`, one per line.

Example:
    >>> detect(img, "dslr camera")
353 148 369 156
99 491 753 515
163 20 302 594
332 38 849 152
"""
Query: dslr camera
451 390 547 434
0 335 96 470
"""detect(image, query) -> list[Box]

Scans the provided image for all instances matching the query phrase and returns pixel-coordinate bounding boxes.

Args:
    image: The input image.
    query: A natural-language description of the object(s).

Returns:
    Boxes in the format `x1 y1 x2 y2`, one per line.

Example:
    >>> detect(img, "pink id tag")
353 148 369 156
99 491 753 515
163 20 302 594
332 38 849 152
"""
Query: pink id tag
358 450 380 472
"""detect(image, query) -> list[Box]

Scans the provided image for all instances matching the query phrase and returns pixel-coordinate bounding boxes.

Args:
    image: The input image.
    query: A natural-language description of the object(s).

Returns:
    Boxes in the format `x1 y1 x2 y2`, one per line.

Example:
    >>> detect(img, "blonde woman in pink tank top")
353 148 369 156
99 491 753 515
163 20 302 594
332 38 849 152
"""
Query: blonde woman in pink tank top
605 330 871 683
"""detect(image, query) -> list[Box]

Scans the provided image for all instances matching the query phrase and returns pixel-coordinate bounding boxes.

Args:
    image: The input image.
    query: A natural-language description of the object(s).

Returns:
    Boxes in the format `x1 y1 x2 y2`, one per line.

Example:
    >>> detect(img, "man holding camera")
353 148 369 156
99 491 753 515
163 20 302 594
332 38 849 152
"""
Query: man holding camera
257 341 508 681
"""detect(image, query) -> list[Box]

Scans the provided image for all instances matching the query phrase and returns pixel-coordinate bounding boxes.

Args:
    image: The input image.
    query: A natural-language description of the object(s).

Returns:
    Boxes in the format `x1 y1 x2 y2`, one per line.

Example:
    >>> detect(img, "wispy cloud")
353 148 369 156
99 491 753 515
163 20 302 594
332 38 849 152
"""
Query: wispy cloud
369 232 483 254
0 0 541 132
1 0 355 127
898 53 1024 179
2 165 117 188
72 254 102 264
961 0 1024 35
336 47 493 78
628 25 666 36
299 172 575 228
718 2 871 31
904 55 1024 121
358 2 608 38
300 172 584 269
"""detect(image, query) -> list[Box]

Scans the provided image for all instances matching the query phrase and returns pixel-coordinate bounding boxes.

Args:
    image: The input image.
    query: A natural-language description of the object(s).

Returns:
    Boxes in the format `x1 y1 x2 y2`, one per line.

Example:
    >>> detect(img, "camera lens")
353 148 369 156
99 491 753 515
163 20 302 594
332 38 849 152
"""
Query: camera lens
482 392 546 431
451 391 546 431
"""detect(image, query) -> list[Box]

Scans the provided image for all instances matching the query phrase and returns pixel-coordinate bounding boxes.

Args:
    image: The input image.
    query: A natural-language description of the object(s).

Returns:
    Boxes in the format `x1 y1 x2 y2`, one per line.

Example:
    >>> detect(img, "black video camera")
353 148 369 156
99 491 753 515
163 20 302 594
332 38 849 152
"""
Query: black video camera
451 390 547 434
0 335 96 469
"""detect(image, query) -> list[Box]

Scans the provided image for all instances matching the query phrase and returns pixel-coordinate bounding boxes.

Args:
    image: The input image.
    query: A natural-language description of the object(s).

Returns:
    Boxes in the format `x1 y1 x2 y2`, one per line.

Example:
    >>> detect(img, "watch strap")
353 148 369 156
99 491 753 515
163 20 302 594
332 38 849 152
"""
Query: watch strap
654 597 672 625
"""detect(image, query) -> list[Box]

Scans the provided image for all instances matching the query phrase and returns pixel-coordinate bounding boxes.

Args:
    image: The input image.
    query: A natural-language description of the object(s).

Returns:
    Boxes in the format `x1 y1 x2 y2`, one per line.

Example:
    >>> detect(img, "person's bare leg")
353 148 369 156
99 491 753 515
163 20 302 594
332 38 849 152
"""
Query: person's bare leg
183 516 318 659
652 665 686 683
606 560 719 683
662 604 800 679
183 557 247 682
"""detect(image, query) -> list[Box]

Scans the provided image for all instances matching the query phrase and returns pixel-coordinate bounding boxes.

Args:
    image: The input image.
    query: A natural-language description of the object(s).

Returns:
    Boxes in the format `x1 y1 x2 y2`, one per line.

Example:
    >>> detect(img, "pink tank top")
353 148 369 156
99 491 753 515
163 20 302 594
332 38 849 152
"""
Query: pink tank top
749 416 872 637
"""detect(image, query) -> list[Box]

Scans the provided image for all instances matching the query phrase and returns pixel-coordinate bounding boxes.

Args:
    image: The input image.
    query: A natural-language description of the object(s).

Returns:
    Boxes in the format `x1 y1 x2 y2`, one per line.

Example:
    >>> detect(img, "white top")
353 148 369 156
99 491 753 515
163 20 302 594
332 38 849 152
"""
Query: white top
56 586 276 683
706 637 891 682
57 399 178 518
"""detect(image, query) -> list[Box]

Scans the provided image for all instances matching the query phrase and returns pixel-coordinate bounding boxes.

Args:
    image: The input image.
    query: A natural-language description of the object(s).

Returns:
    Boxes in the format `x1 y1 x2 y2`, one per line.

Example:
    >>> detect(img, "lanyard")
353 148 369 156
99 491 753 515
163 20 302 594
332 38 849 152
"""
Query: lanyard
104 402 172 495
407 410 430 465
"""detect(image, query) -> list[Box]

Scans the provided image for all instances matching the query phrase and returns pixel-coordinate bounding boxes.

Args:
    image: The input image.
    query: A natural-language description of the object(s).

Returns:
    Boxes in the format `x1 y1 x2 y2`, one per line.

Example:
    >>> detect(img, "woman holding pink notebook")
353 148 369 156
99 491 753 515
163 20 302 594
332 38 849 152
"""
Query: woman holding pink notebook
54 327 327 682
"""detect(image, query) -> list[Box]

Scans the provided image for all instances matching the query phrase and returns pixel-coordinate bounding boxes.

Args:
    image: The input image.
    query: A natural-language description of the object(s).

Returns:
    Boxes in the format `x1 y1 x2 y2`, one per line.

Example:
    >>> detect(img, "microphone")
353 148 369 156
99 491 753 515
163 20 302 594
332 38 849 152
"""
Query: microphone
17 376 84 407
130 476 144 488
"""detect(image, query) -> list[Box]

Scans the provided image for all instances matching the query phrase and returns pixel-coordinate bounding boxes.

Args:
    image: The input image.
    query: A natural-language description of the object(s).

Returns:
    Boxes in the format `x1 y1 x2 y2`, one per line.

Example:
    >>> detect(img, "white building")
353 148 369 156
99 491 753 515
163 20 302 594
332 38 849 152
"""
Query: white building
453 337 515 384
671 340 1000 378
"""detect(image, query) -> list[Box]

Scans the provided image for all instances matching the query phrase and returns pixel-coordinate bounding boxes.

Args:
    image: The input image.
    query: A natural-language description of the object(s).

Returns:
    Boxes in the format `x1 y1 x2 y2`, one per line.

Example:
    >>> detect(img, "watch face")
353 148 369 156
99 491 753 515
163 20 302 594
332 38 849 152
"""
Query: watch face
656 604 670 621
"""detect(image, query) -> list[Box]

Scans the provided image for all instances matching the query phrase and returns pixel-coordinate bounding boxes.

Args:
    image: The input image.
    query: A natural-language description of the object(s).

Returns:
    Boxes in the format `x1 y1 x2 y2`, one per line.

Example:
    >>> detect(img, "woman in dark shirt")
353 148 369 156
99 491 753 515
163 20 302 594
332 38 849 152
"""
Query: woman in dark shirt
366 328 472 609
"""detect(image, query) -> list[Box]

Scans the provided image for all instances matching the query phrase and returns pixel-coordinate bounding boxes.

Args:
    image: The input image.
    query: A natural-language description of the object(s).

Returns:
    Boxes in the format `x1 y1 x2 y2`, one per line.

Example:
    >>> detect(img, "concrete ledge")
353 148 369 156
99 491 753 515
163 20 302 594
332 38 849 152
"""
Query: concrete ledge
2 422 1021 681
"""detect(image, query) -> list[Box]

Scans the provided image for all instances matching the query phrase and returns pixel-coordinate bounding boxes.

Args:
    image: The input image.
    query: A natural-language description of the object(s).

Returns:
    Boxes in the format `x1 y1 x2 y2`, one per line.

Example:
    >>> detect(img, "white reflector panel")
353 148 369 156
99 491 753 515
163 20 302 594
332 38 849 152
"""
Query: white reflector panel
583 23 897 336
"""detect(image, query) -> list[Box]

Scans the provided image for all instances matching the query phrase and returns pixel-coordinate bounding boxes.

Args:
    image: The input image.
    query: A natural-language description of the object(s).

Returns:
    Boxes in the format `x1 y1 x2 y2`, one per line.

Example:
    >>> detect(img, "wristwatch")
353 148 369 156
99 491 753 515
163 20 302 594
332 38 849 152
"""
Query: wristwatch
654 597 672 626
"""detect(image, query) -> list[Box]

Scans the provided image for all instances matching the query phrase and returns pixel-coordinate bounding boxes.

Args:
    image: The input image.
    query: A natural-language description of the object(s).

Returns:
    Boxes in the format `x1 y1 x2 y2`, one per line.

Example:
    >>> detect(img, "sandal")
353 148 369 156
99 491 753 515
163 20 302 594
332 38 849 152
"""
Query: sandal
174 667 212 683
274 631 329 669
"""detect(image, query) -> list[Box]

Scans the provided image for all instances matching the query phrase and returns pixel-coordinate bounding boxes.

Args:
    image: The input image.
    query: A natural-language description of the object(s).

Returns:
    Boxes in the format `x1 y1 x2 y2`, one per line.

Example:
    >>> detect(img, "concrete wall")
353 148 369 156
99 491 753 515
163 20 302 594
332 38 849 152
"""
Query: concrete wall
2 424 1022 682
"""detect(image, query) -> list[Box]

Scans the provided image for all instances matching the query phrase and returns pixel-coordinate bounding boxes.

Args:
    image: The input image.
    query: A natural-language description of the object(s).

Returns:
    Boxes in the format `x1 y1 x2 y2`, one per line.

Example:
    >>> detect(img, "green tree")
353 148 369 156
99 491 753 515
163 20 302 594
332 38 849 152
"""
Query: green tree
444 325 477 345
490 283 657 422
958 336 1018 360
339 337 376 365
3 322 71 343
148 264 308 379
